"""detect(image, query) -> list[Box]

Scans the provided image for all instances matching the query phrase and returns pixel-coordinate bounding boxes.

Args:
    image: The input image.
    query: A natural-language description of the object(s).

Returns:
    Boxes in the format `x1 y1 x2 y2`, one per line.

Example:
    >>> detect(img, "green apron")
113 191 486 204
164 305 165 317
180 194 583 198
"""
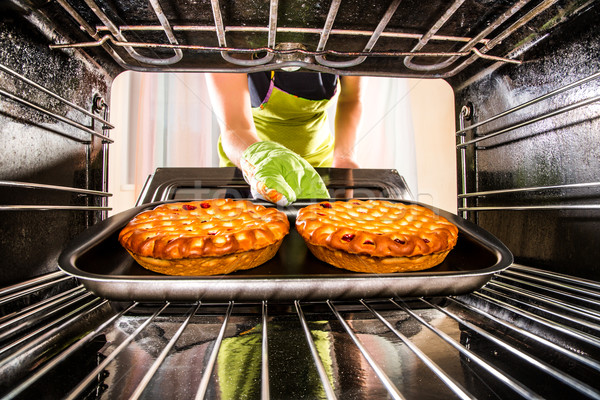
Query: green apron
218 71 340 167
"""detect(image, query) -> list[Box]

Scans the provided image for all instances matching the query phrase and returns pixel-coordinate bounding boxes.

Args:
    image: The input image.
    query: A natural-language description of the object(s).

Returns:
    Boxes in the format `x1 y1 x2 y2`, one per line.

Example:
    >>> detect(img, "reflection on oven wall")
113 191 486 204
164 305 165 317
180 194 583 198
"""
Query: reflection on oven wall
107 73 457 215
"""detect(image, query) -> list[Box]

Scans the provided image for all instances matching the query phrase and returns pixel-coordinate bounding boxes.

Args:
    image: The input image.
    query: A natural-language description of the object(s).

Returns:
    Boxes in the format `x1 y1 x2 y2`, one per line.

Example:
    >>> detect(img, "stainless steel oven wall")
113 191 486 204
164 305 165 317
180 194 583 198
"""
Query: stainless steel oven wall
450 4 600 280
0 4 118 285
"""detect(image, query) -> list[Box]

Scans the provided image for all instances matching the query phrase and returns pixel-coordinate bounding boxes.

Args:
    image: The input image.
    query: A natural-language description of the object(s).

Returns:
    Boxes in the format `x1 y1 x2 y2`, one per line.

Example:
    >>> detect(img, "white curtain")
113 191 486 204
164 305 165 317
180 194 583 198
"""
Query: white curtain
347 77 418 196
130 72 220 194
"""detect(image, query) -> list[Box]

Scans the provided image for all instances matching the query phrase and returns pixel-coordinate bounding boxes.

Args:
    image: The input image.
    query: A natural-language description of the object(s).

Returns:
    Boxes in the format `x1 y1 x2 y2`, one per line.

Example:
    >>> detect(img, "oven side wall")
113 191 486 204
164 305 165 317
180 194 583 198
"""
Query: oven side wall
450 4 600 280
0 5 119 285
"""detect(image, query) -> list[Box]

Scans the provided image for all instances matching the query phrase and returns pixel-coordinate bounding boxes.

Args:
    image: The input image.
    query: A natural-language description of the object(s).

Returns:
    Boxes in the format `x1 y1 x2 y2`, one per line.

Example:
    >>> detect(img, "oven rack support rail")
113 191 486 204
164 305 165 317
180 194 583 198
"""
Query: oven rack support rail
456 69 600 218
0 63 112 215
1 264 600 399
46 0 586 76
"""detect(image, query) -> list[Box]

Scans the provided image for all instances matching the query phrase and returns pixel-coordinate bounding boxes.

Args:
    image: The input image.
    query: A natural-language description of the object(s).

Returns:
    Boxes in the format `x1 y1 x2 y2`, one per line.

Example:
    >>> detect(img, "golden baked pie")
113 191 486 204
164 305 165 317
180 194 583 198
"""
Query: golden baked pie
118 199 289 276
295 200 458 273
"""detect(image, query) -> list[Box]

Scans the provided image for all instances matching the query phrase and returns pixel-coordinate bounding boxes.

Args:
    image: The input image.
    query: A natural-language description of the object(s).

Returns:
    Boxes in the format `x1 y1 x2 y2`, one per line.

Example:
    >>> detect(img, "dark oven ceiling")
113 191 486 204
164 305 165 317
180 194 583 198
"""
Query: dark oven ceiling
36 0 593 78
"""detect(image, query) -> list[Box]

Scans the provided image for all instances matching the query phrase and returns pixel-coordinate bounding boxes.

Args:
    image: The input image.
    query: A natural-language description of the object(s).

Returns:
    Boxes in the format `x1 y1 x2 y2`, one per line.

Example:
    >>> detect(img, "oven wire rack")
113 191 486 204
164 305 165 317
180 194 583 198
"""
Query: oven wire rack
1 264 600 399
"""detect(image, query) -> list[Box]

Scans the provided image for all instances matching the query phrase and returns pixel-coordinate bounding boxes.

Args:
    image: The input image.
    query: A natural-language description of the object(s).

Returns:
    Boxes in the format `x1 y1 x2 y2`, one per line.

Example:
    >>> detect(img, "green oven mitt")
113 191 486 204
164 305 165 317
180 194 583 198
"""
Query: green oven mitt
240 141 329 206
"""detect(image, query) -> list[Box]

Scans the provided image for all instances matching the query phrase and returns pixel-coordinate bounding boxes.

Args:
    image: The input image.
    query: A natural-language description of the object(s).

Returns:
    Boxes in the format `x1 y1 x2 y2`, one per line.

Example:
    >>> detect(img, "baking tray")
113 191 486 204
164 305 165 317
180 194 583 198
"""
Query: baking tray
58 199 513 301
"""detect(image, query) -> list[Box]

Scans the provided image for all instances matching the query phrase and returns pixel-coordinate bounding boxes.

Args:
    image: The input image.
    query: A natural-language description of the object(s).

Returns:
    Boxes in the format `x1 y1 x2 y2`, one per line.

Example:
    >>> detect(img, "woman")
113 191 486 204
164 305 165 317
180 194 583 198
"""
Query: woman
206 71 363 205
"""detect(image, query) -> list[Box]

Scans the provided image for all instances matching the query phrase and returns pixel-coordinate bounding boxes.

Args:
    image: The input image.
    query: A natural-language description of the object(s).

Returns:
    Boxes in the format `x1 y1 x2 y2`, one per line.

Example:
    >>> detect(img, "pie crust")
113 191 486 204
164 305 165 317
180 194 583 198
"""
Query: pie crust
118 199 289 275
295 200 458 273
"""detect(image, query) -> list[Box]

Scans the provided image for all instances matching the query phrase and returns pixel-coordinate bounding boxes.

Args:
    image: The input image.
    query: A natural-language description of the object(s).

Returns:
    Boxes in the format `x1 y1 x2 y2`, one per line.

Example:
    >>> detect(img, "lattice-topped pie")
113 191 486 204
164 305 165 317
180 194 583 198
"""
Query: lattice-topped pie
295 200 458 273
118 199 289 276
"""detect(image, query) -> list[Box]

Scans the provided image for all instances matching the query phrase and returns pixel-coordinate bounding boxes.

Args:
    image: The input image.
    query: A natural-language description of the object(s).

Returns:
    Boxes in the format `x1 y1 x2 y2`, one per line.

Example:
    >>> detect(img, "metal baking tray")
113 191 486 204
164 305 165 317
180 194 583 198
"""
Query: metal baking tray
59 199 513 301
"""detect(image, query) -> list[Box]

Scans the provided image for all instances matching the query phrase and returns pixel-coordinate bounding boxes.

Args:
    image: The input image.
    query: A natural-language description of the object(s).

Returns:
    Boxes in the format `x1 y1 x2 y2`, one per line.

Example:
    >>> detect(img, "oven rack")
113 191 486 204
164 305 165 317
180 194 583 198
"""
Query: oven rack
44 0 572 76
0 63 112 214
1 264 599 399
456 69 600 217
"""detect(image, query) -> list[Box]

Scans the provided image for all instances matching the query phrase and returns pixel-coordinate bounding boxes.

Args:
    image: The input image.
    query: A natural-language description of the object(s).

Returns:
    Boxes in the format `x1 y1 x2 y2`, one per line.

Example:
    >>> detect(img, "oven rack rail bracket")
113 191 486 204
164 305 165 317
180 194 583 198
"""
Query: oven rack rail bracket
456 69 600 219
0 62 113 215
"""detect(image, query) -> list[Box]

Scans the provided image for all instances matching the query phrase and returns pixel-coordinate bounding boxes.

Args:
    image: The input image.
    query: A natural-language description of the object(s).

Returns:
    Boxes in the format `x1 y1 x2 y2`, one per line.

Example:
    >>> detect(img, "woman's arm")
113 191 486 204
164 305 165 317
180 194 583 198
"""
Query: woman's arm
205 73 259 168
333 76 363 168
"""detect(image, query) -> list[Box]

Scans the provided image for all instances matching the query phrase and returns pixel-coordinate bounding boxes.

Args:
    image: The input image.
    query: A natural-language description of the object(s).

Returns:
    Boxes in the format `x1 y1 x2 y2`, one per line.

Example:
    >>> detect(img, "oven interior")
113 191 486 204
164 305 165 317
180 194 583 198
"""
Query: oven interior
1 0 600 398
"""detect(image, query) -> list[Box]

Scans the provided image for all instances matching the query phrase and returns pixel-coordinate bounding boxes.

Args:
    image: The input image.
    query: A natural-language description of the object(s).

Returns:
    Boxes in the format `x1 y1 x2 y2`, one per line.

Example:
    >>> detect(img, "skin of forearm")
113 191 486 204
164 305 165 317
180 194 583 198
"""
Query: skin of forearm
333 97 363 164
206 73 260 167
220 128 259 168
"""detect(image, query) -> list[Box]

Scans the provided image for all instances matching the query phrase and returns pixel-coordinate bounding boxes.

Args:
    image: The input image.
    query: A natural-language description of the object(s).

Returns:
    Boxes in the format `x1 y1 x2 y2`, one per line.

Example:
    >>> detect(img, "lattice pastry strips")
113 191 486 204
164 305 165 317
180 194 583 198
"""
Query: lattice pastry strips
295 200 458 273
118 199 289 276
